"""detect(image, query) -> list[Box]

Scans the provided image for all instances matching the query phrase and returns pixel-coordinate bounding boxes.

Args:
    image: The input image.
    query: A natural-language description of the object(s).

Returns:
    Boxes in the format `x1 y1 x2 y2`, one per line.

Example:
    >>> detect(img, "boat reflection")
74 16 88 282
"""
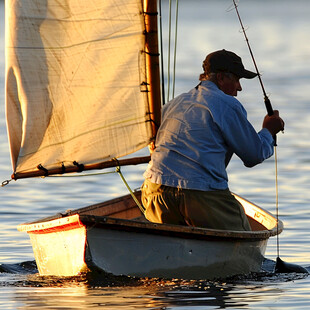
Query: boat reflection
9 272 303 309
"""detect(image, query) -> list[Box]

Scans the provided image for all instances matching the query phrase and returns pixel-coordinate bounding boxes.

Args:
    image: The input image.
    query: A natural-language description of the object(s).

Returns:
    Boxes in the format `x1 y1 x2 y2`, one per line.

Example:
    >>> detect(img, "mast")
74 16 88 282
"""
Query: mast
144 0 162 147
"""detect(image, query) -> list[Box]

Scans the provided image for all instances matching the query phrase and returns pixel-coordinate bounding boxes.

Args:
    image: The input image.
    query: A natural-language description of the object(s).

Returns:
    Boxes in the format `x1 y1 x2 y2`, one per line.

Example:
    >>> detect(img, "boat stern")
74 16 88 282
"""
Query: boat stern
17 214 89 276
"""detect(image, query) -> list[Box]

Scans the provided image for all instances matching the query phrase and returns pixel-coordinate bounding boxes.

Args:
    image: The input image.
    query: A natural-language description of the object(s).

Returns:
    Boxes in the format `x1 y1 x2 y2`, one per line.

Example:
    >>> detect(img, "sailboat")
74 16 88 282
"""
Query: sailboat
5 0 282 279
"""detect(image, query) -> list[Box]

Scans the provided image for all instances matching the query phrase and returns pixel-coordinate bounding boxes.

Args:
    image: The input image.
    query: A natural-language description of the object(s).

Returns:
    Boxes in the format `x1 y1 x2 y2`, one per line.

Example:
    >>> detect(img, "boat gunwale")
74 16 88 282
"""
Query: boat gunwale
17 190 283 241
18 211 283 242
79 214 283 242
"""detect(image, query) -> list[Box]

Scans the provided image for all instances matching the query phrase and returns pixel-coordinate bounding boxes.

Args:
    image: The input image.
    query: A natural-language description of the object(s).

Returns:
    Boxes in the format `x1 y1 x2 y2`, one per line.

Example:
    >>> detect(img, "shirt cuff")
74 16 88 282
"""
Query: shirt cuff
259 128 275 145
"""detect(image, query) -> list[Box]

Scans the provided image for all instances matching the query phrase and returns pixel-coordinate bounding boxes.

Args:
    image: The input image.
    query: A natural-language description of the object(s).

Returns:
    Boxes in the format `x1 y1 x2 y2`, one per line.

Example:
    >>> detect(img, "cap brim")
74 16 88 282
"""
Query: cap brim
242 69 258 79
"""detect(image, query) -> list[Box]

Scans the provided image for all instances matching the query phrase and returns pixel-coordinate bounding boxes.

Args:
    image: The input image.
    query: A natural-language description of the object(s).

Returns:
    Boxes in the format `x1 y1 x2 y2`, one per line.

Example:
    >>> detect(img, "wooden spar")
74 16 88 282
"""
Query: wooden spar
144 0 162 144
11 156 151 180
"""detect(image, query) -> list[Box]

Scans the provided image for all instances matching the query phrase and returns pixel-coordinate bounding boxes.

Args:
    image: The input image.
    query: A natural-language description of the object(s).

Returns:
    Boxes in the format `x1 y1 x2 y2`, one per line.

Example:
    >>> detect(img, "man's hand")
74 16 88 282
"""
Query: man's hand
262 110 285 136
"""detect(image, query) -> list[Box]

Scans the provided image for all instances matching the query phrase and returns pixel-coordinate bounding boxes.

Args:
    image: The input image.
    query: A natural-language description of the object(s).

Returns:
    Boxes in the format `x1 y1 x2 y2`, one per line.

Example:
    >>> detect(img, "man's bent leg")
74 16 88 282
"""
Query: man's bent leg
180 188 251 231
141 179 187 225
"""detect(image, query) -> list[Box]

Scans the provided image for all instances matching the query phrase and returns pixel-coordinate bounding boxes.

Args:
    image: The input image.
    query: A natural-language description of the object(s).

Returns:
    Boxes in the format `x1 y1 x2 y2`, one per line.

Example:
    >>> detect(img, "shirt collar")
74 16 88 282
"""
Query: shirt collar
200 80 220 91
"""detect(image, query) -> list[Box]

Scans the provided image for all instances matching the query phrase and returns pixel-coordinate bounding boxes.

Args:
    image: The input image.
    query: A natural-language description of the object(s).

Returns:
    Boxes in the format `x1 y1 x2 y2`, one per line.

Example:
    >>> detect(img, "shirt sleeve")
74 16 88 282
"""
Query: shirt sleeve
219 101 274 168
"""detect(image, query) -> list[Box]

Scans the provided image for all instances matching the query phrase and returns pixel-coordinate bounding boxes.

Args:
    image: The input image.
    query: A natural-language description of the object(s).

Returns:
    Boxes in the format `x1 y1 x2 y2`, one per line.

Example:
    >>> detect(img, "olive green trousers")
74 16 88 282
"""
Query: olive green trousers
141 179 251 231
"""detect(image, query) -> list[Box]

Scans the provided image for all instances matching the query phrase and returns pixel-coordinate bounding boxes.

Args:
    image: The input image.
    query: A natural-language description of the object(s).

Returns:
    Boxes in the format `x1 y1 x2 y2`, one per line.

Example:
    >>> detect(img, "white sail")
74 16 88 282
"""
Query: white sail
5 0 155 175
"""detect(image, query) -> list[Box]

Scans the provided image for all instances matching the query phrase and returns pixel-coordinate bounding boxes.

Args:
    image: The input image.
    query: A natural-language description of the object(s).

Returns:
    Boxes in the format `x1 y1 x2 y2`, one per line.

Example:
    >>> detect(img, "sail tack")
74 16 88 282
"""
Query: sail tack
5 0 158 176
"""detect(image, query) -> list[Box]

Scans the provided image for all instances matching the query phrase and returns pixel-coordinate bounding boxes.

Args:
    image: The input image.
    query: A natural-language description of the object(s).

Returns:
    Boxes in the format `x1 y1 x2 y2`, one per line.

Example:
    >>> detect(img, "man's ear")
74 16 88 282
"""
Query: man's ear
216 72 225 88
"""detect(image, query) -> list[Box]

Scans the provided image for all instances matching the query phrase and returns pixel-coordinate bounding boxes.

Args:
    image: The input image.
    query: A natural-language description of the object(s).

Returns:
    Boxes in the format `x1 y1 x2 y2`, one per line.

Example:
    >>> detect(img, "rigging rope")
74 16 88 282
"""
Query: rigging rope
275 146 280 257
172 0 179 99
158 0 166 105
166 0 179 102
166 0 172 101
116 166 146 214
48 170 116 177
47 162 146 214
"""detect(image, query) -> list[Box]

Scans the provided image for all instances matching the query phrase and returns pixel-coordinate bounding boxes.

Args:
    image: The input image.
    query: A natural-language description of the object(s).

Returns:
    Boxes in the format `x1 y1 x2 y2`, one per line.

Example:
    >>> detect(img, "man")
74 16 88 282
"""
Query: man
141 49 285 231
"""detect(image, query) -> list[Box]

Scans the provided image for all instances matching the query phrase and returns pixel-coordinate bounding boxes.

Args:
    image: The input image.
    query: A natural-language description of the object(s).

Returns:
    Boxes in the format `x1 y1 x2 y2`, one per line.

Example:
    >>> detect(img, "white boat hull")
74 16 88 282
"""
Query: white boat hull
18 192 282 280
86 226 267 279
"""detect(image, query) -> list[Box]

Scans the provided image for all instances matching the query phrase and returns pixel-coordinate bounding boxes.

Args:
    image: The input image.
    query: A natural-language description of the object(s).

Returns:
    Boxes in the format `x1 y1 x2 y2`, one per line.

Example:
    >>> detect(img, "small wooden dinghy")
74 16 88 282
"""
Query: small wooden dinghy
6 0 283 280
18 192 283 279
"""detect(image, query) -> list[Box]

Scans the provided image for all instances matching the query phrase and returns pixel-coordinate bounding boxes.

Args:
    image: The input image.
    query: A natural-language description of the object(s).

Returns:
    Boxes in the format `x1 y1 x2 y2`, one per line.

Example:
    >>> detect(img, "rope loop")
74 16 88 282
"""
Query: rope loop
143 50 160 57
61 162 66 174
1 179 12 187
37 164 49 177
73 161 85 172
143 11 158 16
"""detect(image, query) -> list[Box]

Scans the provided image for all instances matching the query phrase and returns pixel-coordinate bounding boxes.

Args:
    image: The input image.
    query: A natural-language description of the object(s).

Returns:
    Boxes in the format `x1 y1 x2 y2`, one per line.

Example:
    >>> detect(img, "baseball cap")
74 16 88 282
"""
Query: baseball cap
202 49 257 79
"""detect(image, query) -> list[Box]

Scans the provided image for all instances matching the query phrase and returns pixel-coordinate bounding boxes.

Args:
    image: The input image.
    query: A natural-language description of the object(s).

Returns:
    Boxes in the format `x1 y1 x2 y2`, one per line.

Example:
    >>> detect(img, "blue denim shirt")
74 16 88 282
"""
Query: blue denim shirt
144 80 274 191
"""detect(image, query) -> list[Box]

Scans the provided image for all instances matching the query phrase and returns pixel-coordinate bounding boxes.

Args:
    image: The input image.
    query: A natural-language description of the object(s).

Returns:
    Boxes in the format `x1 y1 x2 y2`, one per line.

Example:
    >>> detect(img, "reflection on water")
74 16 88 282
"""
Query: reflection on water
0 271 309 309
0 258 309 308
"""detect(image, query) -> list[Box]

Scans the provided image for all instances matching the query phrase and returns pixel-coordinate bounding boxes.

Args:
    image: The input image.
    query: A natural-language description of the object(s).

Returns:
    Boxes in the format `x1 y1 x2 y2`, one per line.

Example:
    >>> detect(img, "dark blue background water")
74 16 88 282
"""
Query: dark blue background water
1 0 310 308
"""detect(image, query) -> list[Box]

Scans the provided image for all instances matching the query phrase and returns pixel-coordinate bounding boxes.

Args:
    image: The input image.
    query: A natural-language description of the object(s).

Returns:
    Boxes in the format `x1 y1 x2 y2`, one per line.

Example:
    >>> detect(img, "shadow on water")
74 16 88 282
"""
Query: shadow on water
0 259 308 288
0 261 37 275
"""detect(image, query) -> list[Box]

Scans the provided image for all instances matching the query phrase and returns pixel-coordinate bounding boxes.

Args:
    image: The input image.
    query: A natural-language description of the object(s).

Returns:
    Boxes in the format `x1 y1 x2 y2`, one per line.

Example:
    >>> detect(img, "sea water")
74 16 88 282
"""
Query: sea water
1 0 310 309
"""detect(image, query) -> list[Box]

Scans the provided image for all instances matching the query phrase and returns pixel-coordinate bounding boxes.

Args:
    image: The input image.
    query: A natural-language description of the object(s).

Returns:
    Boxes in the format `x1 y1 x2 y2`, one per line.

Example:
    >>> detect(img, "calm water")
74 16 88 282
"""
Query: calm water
1 0 310 309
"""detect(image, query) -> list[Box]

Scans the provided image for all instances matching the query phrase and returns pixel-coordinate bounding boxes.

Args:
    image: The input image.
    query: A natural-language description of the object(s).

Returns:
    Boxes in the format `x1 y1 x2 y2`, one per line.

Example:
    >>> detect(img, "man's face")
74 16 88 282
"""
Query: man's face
218 73 242 96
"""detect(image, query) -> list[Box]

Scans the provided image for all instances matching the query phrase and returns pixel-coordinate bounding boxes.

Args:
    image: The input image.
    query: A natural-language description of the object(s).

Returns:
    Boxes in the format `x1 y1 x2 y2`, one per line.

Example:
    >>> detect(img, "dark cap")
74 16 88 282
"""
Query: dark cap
202 49 257 79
